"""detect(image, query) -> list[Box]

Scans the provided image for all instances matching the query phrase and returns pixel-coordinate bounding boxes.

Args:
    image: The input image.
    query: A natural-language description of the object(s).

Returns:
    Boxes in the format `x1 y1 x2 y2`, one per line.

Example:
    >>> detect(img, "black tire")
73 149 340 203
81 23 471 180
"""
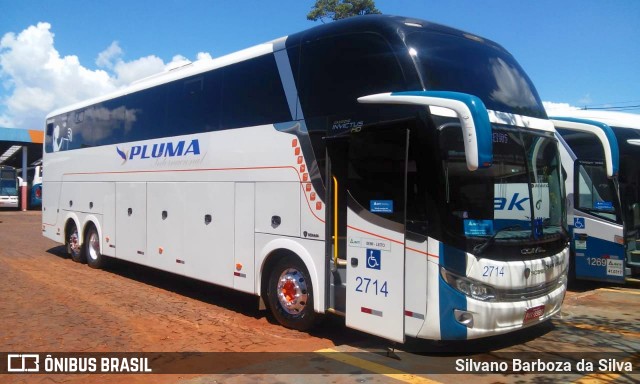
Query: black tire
567 251 577 286
84 225 107 269
66 221 85 263
266 256 317 331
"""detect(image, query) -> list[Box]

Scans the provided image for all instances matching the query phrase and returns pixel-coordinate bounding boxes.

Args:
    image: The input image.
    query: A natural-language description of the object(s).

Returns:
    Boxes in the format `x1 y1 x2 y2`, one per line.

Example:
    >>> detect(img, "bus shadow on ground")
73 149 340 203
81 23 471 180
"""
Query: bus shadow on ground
47 245 631 355
45 245 373 346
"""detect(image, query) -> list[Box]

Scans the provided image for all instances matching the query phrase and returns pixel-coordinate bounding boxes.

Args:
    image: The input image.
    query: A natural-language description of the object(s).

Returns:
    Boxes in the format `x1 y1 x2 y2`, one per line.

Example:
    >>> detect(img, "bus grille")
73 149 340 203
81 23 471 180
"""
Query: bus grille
496 276 565 302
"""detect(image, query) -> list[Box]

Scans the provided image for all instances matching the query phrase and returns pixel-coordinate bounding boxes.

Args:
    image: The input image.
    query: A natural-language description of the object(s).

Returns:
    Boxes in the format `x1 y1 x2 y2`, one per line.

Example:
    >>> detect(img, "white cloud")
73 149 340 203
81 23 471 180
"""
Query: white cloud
95 41 123 69
543 101 579 114
0 23 213 129
196 52 214 62
112 55 166 86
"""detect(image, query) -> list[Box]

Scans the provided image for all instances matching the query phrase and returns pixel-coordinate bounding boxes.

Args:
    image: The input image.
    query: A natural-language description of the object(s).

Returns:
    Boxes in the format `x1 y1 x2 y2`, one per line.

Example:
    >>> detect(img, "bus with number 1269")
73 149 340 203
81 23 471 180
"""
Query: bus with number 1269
552 110 640 283
42 15 569 342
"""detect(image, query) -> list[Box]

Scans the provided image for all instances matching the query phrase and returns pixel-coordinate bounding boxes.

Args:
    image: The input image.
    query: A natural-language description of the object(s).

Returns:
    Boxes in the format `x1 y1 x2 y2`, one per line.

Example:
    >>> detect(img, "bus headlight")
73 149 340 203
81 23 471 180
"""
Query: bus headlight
441 268 496 302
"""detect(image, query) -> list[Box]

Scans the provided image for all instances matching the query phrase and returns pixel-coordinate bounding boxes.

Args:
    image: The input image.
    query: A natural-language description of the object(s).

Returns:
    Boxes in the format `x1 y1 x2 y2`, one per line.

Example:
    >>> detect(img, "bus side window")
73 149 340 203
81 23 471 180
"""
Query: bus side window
298 32 406 119
221 54 290 129
575 161 617 222
125 85 168 143
166 74 221 134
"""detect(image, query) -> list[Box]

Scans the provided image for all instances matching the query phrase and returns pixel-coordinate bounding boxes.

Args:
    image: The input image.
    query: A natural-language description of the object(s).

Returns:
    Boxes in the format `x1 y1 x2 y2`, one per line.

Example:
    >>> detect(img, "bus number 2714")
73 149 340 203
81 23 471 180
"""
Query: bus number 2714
355 277 389 297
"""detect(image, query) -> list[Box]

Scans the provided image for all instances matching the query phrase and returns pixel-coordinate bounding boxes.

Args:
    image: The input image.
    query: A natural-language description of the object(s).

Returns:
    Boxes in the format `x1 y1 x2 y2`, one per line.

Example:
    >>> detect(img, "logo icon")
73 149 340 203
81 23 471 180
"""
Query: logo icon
574 217 585 229
366 249 381 270
7 354 40 372
524 268 531 279
116 147 128 164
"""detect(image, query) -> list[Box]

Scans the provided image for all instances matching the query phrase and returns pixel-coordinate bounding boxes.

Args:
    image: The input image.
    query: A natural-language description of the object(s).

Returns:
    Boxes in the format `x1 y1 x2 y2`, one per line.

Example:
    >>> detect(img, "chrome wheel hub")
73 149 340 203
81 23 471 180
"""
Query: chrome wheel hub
87 232 99 261
277 268 308 315
69 230 80 258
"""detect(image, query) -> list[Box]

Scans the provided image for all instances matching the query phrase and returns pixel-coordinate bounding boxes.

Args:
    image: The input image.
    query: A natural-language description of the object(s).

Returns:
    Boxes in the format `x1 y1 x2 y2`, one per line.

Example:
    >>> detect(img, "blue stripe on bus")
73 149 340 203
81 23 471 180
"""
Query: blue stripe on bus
438 242 468 340
438 269 468 340
439 242 467 276
571 228 625 283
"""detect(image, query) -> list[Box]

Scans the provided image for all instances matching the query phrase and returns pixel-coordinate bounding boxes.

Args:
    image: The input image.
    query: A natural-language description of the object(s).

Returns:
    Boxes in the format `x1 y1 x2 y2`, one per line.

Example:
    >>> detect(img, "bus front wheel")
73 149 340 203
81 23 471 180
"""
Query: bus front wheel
266 256 316 331
85 225 106 269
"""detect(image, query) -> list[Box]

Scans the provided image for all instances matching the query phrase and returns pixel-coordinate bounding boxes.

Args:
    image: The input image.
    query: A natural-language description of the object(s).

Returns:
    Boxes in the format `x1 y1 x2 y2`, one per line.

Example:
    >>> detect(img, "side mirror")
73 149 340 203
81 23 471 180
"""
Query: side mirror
358 91 492 171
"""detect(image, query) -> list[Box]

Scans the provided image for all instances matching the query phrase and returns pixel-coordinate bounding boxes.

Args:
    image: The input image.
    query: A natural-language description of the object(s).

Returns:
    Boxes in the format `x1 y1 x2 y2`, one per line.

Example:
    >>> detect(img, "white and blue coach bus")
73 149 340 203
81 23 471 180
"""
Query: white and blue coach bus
553 110 640 283
43 15 569 342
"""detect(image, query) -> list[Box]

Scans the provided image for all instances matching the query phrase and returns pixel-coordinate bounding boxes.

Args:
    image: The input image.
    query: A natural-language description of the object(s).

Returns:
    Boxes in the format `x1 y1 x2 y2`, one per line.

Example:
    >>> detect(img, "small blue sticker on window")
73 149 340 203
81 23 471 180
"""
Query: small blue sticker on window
464 220 494 236
370 200 393 213
574 217 586 229
595 201 613 210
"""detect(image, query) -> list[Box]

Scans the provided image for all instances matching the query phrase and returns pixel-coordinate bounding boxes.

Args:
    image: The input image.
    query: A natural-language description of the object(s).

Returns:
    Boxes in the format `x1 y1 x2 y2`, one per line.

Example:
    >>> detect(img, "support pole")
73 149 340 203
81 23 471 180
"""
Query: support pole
21 146 27 211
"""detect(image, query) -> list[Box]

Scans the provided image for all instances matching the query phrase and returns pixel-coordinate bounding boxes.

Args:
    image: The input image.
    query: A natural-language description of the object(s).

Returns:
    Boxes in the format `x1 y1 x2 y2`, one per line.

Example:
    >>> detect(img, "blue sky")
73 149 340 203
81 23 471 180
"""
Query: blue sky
1 0 639 129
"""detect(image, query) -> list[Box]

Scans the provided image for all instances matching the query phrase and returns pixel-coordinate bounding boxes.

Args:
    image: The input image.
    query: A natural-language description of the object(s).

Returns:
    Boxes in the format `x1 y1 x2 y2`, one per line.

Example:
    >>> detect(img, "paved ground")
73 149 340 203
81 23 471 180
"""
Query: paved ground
0 210 638 383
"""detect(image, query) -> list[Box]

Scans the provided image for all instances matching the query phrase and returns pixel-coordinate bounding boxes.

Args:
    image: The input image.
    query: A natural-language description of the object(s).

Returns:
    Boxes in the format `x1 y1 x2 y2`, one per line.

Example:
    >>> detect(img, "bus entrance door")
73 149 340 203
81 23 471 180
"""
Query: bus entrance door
340 126 408 343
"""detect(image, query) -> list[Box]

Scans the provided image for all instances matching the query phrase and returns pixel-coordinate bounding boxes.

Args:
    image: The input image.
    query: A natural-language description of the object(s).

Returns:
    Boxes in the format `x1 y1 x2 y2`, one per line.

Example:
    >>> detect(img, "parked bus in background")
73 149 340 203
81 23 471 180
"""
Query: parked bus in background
42 15 569 342
552 110 640 283
0 165 19 209
17 164 43 209
30 164 43 208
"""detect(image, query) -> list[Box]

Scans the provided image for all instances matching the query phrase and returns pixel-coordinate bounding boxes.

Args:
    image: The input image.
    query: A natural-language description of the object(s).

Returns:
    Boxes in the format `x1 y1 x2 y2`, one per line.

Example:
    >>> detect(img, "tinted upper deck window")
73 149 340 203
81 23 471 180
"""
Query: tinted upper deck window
298 32 406 119
406 31 547 119
221 54 290 129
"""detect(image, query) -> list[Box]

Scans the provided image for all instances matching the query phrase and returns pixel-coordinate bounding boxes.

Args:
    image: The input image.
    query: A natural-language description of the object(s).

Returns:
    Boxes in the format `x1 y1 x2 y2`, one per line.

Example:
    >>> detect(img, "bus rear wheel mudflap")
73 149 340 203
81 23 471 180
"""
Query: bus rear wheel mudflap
84 224 107 269
266 256 317 331
66 221 85 263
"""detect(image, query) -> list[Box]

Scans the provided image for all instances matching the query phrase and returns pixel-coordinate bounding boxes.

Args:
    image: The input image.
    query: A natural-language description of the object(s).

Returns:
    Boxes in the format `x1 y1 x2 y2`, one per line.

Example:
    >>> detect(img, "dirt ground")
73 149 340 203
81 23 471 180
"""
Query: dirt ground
1 210 638 384
0 210 348 383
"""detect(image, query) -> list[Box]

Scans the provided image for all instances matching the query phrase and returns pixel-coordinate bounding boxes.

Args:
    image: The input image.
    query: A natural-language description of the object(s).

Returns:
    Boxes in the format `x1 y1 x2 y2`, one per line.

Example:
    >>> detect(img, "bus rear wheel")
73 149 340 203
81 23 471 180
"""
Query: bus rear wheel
85 225 106 269
266 256 316 331
66 222 84 263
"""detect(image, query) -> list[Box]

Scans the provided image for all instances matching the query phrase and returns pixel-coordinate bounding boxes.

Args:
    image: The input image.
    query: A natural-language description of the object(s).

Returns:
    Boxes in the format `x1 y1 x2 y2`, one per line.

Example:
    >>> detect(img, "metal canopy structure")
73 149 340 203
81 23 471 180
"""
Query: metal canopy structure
0 127 44 168
0 127 44 211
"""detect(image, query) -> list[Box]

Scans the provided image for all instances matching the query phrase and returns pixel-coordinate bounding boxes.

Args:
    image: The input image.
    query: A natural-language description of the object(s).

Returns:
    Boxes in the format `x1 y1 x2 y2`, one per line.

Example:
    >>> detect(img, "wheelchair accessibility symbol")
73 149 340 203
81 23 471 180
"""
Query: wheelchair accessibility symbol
366 249 381 270
574 217 585 229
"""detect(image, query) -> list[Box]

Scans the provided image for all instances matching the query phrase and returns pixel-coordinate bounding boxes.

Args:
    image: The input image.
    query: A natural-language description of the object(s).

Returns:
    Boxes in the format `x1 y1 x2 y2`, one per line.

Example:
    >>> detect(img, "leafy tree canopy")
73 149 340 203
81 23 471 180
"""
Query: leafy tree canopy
307 0 381 23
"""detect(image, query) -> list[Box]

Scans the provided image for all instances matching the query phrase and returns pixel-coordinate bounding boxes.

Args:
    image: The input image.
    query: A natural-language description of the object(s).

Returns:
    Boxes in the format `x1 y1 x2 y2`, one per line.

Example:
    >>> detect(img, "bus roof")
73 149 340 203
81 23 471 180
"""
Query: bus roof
551 109 640 130
46 15 505 121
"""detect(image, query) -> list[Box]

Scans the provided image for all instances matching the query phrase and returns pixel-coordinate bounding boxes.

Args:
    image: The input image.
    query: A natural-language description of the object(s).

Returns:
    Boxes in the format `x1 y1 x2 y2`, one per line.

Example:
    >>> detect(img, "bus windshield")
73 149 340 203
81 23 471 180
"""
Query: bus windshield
0 169 18 196
613 127 640 231
406 31 547 119
440 126 566 259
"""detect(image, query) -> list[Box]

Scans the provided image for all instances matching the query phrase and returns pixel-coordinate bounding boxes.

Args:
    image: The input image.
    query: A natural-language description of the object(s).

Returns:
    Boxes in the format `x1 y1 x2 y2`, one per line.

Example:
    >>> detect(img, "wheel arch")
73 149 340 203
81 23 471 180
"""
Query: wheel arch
257 238 324 314
63 213 81 244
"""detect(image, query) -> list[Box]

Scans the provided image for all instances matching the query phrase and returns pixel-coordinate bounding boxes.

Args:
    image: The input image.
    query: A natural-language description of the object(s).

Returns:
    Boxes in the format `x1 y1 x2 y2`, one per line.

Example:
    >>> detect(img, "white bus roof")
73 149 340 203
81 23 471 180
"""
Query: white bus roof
550 109 640 130
45 40 282 120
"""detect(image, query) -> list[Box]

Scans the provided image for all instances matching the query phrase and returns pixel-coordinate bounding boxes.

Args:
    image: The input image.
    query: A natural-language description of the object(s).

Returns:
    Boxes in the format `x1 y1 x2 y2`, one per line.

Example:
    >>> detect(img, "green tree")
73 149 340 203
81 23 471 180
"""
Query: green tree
307 0 381 23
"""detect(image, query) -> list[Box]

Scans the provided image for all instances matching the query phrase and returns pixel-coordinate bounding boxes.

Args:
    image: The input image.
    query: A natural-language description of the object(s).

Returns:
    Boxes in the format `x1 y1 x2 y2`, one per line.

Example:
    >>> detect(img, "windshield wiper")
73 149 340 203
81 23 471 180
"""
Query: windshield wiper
472 225 522 255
